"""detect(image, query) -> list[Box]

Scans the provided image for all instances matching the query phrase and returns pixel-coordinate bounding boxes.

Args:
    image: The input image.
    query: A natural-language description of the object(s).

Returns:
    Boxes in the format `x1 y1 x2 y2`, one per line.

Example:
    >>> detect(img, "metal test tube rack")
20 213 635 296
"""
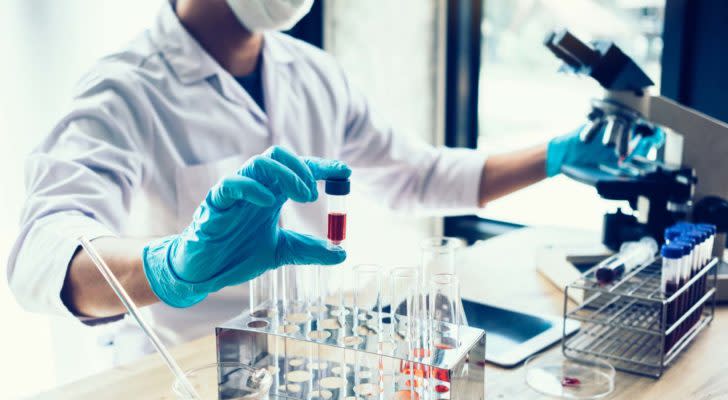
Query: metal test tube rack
216 299 486 399
562 256 719 378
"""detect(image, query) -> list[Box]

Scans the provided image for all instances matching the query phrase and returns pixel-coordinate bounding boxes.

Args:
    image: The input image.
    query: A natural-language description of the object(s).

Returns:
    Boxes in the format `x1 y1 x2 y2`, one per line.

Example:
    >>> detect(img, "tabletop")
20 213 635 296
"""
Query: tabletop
30 226 728 400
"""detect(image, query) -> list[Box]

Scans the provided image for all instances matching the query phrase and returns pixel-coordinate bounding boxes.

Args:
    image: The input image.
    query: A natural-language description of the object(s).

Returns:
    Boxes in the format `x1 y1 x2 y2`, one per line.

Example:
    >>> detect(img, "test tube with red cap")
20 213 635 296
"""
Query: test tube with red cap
325 177 350 246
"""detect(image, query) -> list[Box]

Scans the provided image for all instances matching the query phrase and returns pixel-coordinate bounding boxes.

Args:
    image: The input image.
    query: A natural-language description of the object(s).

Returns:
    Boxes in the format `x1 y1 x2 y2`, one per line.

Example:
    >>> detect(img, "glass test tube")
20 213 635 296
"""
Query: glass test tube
323 178 350 318
390 267 420 398
661 244 681 352
249 270 277 320
595 237 657 284
428 273 461 397
420 237 467 331
352 265 382 399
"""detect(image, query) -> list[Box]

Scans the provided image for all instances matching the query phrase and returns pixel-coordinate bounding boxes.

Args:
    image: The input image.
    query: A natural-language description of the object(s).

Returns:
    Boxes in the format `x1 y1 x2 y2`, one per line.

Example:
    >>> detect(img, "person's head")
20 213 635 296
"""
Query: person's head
225 0 313 32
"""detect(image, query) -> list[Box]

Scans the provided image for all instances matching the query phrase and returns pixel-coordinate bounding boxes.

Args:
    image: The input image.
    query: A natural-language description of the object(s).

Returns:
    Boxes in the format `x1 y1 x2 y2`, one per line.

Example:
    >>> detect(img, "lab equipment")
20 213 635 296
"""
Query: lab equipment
142 147 348 308
594 237 657 284
217 264 486 399
172 362 272 400
78 236 202 400
524 354 615 399
429 273 462 351
545 29 728 252
563 245 718 377
420 237 469 330
325 177 350 245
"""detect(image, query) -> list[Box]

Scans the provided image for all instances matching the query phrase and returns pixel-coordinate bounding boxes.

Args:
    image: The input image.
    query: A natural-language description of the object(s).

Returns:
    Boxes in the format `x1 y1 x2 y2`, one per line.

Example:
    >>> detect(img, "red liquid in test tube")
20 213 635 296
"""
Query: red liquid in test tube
327 212 347 244
324 178 350 246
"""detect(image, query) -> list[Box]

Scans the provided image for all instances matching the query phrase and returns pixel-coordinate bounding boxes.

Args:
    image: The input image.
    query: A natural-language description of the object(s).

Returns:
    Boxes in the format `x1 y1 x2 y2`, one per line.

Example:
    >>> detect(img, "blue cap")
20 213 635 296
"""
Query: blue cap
676 234 697 247
325 178 350 195
661 244 683 259
664 226 685 242
670 240 692 256
696 223 716 235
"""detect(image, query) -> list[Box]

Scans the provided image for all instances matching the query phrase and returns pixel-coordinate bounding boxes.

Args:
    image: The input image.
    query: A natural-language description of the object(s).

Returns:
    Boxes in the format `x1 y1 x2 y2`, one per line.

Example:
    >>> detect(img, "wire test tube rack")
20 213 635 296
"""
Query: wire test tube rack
562 256 719 378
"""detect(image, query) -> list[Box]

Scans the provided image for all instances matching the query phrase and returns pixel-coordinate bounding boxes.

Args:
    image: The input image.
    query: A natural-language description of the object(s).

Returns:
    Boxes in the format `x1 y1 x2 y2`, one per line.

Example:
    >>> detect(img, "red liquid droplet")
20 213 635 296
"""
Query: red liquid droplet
561 376 581 387
435 384 450 393
327 212 347 244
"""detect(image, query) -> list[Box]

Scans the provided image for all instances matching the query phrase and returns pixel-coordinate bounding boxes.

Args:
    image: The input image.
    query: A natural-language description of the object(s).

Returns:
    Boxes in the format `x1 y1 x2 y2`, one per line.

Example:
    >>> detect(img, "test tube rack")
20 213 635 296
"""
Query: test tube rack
562 257 719 378
216 303 486 399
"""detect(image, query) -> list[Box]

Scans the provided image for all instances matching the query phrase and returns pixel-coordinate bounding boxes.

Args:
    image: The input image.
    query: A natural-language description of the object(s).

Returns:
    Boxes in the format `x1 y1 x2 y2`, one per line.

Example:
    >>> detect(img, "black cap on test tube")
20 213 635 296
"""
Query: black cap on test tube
325 178 350 195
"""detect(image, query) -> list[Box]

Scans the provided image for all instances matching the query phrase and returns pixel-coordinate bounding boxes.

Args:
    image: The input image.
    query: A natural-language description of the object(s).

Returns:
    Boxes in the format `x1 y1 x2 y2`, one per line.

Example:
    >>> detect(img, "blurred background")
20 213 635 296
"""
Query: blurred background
4 0 726 398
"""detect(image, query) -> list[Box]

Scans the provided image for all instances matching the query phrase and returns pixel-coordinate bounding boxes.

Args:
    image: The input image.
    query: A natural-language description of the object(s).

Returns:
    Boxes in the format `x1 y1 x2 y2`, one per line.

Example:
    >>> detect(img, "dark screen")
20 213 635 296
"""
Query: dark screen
462 299 554 357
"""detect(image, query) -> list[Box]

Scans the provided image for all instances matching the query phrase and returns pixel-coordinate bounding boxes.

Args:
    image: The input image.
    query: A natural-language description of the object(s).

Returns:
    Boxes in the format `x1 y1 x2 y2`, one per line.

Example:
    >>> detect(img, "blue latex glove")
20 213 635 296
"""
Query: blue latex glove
546 126 665 177
142 146 351 308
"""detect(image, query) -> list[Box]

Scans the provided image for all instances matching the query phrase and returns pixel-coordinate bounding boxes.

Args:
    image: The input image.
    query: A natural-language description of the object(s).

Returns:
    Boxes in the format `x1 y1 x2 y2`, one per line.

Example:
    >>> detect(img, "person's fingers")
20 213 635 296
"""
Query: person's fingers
276 229 346 266
208 175 276 210
304 157 352 181
264 146 318 200
243 156 312 202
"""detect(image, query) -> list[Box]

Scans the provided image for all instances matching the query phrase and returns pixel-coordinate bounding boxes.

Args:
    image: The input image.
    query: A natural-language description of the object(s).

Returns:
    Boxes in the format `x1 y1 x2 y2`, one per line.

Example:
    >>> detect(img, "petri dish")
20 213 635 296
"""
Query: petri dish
172 362 272 400
524 354 615 399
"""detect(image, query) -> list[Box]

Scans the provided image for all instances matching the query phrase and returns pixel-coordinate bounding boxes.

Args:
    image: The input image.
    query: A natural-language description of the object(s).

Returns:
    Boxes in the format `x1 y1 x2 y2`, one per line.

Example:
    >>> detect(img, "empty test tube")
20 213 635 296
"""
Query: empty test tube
390 267 420 397
352 265 382 398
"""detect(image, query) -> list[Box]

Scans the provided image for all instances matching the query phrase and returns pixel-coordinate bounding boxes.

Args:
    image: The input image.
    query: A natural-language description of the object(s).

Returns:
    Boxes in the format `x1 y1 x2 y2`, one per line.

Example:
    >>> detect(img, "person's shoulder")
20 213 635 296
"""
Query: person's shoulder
73 31 165 100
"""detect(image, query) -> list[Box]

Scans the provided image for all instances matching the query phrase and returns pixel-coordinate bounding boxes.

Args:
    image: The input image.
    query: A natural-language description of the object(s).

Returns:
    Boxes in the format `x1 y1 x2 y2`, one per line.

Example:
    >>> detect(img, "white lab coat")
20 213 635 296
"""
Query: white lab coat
7 2 486 363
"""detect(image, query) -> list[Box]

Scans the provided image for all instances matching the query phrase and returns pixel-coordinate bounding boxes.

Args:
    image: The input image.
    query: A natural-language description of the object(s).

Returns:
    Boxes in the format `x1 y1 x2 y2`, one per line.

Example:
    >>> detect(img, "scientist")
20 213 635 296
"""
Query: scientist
8 0 639 362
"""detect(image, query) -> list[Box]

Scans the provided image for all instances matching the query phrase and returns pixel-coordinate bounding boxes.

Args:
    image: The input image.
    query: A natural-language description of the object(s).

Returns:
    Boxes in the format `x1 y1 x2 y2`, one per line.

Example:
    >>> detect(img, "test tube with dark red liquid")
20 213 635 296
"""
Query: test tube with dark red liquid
325 177 350 246
661 244 681 352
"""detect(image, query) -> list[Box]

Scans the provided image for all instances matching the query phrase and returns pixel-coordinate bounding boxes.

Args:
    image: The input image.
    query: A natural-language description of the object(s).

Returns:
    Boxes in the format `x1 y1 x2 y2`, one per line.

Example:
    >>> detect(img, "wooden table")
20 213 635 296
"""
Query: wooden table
30 227 728 400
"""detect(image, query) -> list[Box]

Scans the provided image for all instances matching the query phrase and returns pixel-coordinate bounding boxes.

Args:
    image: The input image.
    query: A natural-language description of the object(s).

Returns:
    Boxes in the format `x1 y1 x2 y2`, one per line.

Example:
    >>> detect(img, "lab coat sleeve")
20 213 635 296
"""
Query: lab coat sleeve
339 77 487 214
7 73 149 318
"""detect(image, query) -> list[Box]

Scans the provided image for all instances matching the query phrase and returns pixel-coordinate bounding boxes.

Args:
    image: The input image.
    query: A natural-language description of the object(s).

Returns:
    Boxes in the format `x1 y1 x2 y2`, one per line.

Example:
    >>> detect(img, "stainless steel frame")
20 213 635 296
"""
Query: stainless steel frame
216 305 486 399
563 257 718 378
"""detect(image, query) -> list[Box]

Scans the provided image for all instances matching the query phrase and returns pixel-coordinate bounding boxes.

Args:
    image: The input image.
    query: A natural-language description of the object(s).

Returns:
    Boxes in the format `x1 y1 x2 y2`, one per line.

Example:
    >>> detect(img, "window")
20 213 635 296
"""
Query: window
476 0 665 229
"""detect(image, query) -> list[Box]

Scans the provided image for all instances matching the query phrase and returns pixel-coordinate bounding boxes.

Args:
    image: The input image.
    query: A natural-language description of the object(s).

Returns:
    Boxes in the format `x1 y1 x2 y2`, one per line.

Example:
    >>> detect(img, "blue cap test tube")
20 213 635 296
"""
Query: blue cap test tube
661 244 683 351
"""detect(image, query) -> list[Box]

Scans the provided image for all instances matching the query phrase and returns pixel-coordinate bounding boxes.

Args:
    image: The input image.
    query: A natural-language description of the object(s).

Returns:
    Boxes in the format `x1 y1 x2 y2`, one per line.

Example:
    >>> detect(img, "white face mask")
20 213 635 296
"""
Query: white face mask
226 0 314 32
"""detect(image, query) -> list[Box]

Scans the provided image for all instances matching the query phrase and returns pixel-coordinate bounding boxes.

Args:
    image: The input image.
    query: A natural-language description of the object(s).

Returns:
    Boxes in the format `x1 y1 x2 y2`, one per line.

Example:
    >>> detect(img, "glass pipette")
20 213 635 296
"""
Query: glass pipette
77 236 201 400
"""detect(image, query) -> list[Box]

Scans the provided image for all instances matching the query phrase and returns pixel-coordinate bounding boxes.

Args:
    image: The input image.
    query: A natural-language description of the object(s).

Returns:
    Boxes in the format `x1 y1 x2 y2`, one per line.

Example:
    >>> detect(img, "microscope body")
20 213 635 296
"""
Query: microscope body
546 30 728 252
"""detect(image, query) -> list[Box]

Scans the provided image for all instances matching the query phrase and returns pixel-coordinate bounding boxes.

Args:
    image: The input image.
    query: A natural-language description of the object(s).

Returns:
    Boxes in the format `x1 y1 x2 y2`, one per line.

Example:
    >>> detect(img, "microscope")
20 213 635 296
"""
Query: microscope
538 29 728 301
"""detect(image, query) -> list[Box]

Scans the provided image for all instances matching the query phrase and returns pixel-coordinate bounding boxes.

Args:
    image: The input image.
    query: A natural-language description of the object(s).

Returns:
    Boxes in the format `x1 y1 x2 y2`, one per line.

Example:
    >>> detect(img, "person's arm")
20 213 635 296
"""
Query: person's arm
7 75 152 321
61 237 159 318
477 144 547 206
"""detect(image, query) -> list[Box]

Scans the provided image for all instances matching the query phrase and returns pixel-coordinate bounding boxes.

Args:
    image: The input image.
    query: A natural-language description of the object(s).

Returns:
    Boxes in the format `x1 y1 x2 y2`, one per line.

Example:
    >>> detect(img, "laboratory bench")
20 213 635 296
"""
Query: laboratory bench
30 227 728 399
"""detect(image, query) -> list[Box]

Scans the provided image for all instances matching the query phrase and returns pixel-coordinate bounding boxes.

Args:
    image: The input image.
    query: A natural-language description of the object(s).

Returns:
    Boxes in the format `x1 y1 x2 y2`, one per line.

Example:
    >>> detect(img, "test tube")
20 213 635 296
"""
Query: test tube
352 265 382 398
249 270 277 321
325 178 350 246
420 237 467 331
429 273 461 350
324 178 350 322
595 237 657 284
661 244 681 351
390 267 420 397
429 273 461 397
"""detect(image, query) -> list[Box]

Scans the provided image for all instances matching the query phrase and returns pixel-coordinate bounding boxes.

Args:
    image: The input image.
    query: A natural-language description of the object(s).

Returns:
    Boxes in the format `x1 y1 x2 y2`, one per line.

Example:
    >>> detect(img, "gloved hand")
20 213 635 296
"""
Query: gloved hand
142 146 351 308
545 126 665 177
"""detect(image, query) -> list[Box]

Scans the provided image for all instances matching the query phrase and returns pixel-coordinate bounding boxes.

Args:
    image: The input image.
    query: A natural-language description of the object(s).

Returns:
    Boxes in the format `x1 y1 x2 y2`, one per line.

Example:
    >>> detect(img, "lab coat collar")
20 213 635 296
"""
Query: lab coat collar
149 1 296 86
